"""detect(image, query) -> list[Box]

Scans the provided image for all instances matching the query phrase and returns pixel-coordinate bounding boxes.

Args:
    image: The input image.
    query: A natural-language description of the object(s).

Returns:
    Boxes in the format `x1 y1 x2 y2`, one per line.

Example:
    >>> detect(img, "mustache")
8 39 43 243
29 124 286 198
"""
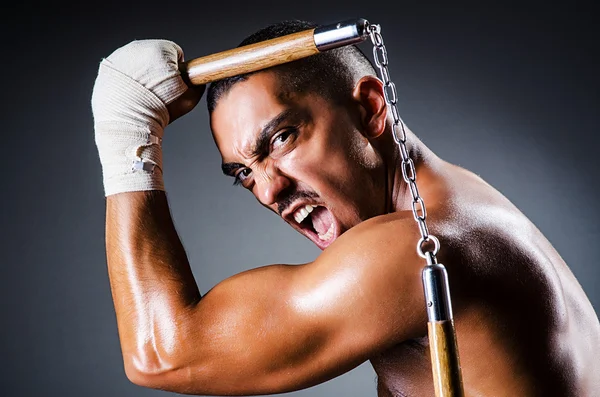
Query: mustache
277 191 319 216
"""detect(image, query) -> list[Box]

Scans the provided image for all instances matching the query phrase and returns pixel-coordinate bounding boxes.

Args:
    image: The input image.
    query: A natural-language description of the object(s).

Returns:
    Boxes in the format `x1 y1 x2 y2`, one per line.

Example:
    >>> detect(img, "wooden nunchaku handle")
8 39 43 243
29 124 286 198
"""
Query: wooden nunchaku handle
428 320 464 396
182 30 318 85
423 262 465 397
180 18 370 85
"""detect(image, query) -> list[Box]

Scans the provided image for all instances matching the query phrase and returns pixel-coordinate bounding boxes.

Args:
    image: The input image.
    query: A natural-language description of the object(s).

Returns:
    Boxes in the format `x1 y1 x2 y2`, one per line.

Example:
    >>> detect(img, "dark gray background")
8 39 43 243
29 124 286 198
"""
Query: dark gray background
1 1 598 396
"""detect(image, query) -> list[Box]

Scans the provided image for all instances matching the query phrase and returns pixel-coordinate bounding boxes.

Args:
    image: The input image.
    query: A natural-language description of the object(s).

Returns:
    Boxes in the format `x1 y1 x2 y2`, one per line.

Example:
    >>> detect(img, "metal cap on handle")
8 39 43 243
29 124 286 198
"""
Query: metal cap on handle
422 263 454 322
313 18 370 51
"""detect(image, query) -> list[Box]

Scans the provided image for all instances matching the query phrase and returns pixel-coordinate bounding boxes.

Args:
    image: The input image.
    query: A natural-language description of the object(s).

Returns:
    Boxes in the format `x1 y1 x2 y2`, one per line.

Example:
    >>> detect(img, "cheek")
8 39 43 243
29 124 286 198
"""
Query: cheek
281 128 360 194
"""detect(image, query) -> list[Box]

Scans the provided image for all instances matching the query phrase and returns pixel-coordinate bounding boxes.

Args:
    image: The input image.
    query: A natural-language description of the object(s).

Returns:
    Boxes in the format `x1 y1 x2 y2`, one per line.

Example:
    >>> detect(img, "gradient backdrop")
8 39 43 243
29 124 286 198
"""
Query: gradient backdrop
1 1 598 396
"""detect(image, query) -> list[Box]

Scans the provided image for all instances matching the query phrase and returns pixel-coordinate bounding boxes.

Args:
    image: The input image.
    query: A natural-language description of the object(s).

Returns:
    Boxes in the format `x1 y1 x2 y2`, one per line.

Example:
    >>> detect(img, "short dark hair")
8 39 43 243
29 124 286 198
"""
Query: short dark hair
206 19 377 114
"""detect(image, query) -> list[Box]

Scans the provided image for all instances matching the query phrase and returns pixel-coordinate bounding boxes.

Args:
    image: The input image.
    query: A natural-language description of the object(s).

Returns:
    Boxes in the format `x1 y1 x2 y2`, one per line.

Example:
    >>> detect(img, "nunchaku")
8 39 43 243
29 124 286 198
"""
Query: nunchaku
180 18 464 397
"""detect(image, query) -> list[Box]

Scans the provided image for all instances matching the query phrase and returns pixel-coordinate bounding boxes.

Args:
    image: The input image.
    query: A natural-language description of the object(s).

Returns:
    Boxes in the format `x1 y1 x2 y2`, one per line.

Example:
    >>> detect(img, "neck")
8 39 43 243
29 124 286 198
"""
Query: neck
383 125 439 214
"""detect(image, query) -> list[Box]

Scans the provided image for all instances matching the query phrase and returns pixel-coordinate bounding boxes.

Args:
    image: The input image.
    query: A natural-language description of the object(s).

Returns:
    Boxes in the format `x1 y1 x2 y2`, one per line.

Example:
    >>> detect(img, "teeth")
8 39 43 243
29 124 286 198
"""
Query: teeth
300 208 309 218
318 222 335 241
294 204 316 224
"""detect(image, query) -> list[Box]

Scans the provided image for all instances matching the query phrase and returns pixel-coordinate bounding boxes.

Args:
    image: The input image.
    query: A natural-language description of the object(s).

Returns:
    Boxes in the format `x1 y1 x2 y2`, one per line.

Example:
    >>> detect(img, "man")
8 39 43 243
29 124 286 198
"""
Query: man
91 20 600 396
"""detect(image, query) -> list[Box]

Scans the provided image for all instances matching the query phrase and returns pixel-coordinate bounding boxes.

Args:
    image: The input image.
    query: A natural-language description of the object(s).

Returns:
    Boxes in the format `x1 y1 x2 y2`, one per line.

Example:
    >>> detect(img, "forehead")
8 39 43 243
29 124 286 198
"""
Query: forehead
210 72 290 158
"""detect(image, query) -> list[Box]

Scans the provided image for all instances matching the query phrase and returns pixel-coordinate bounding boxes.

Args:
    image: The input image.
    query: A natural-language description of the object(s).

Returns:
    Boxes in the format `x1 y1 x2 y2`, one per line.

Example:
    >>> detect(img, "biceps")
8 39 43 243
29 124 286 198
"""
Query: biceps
167 263 424 395
173 266 347 395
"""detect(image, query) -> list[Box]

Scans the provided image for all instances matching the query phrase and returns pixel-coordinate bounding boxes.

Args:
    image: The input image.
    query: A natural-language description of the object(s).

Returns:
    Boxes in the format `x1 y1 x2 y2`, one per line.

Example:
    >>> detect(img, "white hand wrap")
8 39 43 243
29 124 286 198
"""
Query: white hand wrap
91 39 189 196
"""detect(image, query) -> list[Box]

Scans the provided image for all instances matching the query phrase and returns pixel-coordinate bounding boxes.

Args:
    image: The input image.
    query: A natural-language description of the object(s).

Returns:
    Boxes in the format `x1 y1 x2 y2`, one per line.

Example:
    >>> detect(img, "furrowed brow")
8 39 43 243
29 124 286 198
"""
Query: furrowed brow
220 108 307 177
250 108 304 157
221 162 245 176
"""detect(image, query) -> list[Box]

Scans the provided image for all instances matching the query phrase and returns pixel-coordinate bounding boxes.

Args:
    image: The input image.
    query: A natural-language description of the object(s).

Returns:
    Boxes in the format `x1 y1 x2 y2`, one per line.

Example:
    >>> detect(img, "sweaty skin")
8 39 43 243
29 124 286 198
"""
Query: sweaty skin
105 71 600 396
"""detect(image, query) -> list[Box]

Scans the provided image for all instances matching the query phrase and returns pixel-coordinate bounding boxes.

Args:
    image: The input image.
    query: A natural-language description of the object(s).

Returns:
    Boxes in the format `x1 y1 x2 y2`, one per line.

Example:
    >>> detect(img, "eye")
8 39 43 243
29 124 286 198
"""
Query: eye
271 127 298 151
233 168 252 186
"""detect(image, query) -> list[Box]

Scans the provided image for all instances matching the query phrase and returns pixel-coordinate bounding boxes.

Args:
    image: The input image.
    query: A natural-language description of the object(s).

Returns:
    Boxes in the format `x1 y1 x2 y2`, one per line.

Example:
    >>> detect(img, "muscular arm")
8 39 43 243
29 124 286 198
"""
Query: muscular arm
106 191 428 395
106 191 201 382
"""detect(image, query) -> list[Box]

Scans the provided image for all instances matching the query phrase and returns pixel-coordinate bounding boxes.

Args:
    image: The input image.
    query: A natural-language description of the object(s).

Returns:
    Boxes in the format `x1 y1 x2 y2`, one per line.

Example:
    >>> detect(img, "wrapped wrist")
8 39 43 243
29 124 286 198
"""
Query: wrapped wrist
91 40 188 196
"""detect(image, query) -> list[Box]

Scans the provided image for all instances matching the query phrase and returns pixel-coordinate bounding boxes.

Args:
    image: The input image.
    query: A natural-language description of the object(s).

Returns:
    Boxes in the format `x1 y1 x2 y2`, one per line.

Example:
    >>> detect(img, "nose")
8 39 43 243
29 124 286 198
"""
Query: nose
254 163 292 207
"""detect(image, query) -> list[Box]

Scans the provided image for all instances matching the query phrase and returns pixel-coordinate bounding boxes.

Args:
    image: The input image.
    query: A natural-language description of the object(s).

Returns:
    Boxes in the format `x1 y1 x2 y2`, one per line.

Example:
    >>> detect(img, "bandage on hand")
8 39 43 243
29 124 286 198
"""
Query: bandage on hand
91 39 193 196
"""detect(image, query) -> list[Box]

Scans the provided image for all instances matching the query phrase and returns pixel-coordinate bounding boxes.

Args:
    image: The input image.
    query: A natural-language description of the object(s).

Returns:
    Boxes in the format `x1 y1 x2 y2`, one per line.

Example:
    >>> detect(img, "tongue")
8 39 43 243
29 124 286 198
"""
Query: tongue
311 207 333 235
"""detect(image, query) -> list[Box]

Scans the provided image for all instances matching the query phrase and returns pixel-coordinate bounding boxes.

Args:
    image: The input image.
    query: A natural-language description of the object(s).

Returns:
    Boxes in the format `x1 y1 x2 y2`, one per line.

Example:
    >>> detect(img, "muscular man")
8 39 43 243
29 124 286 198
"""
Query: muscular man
91 20 600 396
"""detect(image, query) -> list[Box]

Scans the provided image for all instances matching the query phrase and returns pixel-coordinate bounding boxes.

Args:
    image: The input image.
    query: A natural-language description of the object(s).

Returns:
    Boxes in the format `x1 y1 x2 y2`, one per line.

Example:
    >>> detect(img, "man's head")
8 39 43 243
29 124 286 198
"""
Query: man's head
208 20 393 249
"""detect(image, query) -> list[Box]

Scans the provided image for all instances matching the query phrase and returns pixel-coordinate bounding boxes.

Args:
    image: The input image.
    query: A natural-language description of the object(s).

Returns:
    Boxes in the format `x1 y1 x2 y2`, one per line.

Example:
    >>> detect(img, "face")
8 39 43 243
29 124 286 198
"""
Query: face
210 71 388 250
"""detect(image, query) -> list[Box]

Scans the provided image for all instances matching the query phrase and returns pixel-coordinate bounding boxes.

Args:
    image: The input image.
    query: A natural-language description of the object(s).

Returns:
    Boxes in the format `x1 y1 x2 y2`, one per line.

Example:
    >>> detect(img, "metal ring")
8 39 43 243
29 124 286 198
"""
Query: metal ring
392 123 405 145
392 121 406 144
401 157 416 183
417 218 429 239
376 45 388 66
390 105 400 125
408 180 419 199
398 140 409 159
417 235 440 258
384 81 397 105
380 66 390 85
412 196 427 222
369 26 383 46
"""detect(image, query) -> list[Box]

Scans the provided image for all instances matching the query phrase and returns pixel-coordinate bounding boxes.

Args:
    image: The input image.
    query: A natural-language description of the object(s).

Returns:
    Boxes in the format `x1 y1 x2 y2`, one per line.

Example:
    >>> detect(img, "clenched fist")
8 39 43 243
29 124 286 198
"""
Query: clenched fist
91 39 203 196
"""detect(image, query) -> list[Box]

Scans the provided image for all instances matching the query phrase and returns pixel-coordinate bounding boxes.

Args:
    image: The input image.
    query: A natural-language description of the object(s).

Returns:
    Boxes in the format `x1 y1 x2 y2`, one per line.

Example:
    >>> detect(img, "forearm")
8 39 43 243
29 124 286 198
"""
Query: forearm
105 190 201 377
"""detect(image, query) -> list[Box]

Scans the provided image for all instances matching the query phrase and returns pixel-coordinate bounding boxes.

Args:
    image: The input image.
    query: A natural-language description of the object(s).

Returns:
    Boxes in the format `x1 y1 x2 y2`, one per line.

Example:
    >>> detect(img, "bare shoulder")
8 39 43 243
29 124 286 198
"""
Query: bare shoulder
321 161 600 395
313 208 432 289
432 162 600 395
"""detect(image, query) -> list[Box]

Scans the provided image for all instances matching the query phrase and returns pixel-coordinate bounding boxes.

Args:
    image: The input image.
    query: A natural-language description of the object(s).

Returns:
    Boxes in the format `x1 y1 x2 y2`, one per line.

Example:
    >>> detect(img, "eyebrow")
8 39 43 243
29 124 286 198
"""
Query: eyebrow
221 162 245 176
221 108 305 176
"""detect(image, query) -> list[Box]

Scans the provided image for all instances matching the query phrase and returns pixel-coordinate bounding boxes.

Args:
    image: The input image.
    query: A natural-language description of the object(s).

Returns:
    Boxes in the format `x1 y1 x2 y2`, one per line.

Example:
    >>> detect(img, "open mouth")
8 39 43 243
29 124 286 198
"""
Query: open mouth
288 203 338 250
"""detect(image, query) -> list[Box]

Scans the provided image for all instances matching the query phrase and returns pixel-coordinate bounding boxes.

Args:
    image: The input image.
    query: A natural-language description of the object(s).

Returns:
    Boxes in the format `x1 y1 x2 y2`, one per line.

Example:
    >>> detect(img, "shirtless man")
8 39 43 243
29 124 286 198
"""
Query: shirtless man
91 20 600 396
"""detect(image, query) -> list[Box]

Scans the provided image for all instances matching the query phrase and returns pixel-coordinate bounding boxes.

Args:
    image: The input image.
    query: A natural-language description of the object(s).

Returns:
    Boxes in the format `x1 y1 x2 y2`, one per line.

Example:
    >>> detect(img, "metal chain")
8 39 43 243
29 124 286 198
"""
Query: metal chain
368 24 440 261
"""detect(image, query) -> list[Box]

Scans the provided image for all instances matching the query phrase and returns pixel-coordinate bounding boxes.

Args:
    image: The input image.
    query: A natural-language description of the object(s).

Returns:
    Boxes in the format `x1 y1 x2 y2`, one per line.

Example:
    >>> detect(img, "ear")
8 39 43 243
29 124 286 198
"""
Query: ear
351 76 387 139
